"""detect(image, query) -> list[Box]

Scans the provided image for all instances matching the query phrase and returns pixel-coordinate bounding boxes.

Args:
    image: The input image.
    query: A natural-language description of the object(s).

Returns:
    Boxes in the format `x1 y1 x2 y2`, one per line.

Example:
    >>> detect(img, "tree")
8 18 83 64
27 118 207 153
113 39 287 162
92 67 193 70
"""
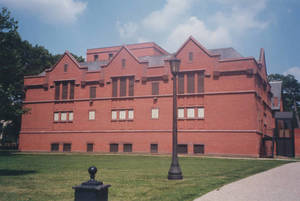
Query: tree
268 73 300 127
0 7 84 144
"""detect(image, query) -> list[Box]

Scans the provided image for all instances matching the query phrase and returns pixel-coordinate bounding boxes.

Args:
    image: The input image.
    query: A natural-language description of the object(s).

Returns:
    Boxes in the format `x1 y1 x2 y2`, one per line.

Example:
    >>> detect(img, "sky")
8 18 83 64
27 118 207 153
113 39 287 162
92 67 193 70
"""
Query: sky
0 0 300 80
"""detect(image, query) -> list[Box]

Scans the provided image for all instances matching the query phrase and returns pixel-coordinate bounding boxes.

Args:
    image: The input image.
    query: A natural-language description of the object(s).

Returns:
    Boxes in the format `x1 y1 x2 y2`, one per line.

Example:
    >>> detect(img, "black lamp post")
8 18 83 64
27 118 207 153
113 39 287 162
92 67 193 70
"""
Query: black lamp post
168 57 183 180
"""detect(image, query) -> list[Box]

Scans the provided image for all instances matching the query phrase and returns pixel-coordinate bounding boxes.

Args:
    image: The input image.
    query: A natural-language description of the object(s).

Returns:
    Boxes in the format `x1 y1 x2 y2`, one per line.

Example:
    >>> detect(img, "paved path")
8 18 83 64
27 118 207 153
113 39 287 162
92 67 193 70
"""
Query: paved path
194 162 300 201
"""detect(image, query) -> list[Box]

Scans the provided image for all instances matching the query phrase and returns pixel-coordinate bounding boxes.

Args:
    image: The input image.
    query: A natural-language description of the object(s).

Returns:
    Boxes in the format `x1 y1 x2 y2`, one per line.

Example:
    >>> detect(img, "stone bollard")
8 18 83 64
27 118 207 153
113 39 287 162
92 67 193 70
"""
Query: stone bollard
72 166 111 201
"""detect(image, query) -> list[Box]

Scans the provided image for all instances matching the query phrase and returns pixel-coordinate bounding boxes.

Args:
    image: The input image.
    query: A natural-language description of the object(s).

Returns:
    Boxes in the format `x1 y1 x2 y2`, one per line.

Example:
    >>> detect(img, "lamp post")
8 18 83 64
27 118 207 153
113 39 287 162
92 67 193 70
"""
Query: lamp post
168 58 183 180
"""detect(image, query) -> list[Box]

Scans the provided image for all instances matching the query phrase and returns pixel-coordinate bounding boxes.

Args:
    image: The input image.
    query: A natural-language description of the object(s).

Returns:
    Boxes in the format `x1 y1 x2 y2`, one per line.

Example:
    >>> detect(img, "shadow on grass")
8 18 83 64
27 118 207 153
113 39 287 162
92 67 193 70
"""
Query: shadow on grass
0 169 37 176
0 151 18 156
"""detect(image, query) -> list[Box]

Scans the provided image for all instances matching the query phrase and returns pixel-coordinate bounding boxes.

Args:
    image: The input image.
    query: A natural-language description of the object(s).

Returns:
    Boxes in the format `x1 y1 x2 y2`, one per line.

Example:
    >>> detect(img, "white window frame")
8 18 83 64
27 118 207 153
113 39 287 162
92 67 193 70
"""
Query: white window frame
178 108 184 119
111 111 117 120
89 111 95 120
197 108 204 119
61 112 67 121
69 112 74 121
54 112 60 122
151 108 159 119
119 110 126 120
128 110 134 120
187 108 195 118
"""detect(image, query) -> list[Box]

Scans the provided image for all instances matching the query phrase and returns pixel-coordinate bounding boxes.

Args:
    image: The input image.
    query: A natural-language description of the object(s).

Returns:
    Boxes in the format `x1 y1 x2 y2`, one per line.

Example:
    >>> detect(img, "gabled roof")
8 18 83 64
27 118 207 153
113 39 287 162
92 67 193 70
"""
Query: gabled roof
103 45 143 68
175 36 219 57
46 50 85 72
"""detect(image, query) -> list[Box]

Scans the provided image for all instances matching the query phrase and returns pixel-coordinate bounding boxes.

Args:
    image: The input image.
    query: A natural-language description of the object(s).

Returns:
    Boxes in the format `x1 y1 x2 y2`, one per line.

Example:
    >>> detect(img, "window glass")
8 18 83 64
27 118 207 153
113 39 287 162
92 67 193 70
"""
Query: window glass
187 108 195 118
89 111 95 120
54 113 59 121
178 108 184 118
90 86 96 98
198 108 204 119
61 112 67 121
128 110 134 120
69 112 74 121
152 108 159 119
111 111 117 120
119 110 126 120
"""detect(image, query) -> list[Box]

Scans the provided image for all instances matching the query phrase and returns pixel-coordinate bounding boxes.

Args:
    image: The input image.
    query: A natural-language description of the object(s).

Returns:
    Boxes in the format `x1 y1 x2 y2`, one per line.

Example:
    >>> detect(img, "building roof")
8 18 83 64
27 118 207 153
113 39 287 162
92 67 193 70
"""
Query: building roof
139 55 172 67
270 81 282 110
209 48 243 60
79 60 107 71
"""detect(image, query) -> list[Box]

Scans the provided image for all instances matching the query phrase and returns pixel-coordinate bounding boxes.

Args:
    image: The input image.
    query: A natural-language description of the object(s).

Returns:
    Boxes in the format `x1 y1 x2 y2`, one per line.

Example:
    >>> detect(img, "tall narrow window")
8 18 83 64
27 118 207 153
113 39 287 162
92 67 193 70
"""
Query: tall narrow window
55 82 60 100
128 110 134 120
69 81 74 99
62 82 68 99
187 73 195 93
189 52 193 62
119 110 126 120
120 77 126 96
90 86 96 98
109 53 113 60
122 59 126 68
178 108 184 119
64 64 68 72
69 112 74 121
178 73 184 94
112 79 118 97
94 55 98 61
152 82 159 95
54 112 59 122
87 143 94 152
61 112 67 121
128 77 134 96
197 72 204 93
187 108 195 118
89 111 95 120
198 108 204 119
111 111 117 120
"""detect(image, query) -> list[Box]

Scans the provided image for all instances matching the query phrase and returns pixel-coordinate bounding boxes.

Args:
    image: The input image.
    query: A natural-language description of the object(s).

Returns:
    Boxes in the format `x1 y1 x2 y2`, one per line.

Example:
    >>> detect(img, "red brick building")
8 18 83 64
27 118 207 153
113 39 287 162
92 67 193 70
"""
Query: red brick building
19 36 274 157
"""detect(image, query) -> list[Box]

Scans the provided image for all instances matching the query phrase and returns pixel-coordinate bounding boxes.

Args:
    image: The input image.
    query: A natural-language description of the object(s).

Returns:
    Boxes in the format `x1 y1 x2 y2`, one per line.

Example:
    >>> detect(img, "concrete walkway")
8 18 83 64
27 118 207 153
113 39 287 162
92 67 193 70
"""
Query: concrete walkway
194 162 300 201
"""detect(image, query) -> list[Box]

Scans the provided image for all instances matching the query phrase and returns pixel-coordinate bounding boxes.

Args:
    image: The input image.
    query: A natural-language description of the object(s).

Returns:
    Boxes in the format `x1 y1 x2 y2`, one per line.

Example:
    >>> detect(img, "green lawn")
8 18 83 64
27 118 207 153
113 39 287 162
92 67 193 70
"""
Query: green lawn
0 152 291 201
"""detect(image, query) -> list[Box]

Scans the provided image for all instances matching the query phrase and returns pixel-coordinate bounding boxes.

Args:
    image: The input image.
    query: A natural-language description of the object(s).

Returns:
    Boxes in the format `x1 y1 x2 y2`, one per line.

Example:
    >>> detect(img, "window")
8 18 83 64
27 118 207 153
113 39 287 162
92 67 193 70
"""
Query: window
94 55 98 61
110 143 118 152
177 144 188 154
55 82 60 100
189 52 193 62
90 86 96 99
197 72 204 93
63 143 71 152
64 64 68 72
62 82 68 99
152 82 159 95
54 112 60 121
128 110 134 120
111 111 117 120
89 111 95 120
109 53 113 59
178 73 184 94
55 81 74 100
120 78 126 97
119 110 126 120
187 73 195 93
194 144 204 154
69 81 74 99
87 143 94 152
178 108 184 119
128 77 134 96
69 112 74 121
150 144 158 153
123 144 132 152
112 77 134 97
187 108 195 118
61 112 67 121
112 78 118 97
51 143 59 152
197 108 204 119
122 58 126 68
151 108 159 119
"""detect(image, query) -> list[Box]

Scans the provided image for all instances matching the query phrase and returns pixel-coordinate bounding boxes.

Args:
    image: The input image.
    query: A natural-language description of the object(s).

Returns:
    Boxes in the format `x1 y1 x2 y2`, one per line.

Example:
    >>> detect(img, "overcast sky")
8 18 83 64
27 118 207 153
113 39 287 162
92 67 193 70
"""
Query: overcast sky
1 0 299 80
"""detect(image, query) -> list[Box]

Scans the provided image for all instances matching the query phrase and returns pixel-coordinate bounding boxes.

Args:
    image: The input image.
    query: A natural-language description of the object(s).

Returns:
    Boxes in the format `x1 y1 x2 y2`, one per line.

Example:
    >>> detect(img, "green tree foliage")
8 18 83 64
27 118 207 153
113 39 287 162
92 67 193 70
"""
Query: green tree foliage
0 7 84 143
268 73 300 126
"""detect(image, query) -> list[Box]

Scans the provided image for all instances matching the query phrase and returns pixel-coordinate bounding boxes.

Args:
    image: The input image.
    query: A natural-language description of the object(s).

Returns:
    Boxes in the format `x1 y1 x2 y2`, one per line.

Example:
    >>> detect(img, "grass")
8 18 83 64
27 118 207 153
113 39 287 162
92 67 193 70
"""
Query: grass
0 152 291 201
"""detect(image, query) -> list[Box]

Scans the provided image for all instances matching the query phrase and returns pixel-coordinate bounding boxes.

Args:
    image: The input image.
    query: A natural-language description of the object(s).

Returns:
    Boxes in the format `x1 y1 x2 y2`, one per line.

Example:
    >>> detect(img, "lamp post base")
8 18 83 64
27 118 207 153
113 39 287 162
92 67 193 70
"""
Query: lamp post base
168 164 183 180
